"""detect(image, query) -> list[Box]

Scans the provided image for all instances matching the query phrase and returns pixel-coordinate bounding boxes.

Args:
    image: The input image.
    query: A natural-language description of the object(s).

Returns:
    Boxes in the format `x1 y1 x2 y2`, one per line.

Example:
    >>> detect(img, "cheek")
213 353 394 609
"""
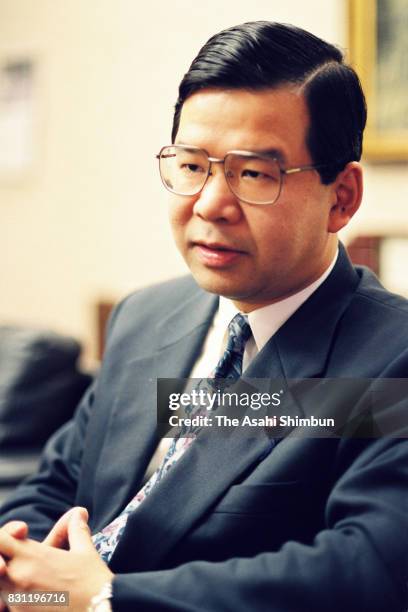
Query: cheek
243 208 287 256
243 201 316 269
168 198 194 248
168 196 186 227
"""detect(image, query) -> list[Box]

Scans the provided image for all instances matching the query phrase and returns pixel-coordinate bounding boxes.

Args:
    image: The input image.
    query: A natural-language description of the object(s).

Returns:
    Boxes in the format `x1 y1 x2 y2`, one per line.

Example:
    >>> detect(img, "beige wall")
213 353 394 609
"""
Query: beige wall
1 0 407 364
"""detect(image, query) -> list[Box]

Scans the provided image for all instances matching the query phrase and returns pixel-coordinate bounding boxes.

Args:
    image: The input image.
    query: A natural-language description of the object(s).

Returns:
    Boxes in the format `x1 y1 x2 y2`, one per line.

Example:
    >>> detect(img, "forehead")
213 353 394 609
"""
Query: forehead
176 87 311 163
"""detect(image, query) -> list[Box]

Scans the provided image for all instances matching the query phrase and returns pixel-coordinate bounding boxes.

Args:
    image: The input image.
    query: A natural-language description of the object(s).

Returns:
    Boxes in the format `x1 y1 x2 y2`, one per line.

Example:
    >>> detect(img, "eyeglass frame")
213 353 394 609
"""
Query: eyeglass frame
156 144 332 206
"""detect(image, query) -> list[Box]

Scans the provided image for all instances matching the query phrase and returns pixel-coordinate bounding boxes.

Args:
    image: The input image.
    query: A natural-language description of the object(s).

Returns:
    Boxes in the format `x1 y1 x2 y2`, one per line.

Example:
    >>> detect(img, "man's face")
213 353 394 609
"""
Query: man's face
169 87 337 310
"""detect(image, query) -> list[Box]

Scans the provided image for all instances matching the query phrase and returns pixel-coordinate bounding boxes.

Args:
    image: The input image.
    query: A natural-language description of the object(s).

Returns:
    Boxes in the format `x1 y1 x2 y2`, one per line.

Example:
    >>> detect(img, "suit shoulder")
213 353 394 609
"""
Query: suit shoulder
119 275 202 313
102 275 206 351
338 267 408 373
354 266 408 319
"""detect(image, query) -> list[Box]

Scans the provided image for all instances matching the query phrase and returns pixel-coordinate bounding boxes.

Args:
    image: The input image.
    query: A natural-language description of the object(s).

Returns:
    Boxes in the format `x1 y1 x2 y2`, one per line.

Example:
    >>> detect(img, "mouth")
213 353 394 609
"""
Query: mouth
192 241 247 268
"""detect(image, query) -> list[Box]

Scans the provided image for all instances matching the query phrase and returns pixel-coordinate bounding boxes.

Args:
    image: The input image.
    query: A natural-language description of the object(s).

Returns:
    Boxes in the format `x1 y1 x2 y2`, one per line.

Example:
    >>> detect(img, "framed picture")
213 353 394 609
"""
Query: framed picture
0 54 37 180
348 0 408 160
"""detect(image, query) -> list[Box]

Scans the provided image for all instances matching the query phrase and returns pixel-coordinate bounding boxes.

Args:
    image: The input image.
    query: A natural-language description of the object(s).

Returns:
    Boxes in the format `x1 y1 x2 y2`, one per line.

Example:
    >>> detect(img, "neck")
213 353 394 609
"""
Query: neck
232 240 338 313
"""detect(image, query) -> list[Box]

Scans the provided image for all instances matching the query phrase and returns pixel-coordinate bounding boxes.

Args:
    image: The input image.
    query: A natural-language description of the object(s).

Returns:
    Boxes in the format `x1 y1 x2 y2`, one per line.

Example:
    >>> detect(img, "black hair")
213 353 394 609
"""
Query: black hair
171 21 367 184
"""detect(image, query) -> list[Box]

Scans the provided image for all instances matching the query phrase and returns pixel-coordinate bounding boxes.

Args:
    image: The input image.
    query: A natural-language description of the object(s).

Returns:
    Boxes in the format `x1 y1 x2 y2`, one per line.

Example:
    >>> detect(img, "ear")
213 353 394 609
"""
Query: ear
327 162 363 233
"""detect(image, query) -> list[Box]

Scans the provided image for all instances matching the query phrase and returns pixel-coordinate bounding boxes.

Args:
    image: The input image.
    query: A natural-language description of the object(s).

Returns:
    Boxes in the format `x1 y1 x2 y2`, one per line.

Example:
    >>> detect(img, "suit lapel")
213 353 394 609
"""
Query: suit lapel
109 408 273 571
108 245 360 570
91 286 218 531
273 244 360 379
109 328 286 571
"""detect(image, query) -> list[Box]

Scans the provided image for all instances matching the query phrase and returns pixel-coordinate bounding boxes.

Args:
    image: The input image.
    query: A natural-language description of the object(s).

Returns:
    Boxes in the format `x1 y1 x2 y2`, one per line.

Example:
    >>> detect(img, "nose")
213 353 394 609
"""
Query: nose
192 164 243 223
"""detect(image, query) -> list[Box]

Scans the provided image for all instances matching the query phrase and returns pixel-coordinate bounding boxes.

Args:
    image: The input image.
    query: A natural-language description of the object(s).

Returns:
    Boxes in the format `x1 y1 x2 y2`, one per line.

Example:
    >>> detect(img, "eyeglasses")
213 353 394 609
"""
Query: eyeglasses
156 145 329 206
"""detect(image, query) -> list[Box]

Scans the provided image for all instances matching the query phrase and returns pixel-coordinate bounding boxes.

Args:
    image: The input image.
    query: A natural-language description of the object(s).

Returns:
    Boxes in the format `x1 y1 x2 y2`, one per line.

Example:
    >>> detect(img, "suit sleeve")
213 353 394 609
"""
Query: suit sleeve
0 381 96 541
111 437 408 612
0 298 126 541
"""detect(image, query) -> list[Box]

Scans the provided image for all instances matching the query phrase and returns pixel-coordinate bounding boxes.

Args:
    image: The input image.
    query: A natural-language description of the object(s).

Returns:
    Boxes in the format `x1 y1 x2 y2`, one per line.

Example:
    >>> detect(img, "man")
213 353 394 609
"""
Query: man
0 20 407 612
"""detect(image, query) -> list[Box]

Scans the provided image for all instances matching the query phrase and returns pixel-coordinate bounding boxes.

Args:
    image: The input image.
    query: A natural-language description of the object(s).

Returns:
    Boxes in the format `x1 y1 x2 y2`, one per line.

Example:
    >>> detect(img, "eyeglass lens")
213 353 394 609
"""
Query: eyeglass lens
159 146 282 205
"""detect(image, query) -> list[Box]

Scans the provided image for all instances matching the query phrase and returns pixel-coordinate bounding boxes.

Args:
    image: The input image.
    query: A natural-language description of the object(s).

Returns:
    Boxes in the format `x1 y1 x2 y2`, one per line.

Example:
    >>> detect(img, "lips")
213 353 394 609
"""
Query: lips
192 241 246 267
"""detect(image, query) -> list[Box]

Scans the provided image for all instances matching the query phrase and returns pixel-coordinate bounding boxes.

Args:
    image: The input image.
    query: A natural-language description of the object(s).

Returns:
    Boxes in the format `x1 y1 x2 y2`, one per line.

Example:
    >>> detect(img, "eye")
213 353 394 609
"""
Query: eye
180 163 205 174
241 168 277 181
242 169 265 179
235 156 280 183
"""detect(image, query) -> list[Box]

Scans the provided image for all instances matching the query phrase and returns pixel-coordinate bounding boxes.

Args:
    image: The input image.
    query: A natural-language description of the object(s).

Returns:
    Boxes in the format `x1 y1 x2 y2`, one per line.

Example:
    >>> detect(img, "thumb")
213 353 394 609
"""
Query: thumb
68 507 92 553
43 506 88 549
0 521 28 576
2 521 28 540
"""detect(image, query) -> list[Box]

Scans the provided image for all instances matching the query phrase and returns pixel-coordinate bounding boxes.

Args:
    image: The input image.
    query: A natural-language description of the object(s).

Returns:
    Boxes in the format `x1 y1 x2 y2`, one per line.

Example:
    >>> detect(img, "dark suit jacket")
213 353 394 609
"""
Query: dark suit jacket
1 245 408 611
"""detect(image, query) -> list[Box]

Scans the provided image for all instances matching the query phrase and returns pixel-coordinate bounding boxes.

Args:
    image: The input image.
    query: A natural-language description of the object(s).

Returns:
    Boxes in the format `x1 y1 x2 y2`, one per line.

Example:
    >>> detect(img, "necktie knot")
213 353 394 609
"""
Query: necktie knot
214 313 252 380
226 313 251 354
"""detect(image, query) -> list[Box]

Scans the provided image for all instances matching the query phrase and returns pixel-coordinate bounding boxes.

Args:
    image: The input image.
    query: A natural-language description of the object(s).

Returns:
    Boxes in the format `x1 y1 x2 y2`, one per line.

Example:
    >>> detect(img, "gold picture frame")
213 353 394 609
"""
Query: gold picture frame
348 0 408 161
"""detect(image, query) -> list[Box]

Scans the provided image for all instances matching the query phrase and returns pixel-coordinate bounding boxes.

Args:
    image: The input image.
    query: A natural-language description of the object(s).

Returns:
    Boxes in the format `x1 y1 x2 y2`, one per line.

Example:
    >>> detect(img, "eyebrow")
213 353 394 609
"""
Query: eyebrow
248 148 287 164
175 142 287 164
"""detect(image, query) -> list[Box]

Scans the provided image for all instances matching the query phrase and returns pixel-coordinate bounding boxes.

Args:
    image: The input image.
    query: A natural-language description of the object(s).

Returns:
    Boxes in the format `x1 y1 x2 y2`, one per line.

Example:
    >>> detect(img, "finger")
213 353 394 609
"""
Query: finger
43 520 69 548
0 531 19 559
0 522 28 577
44 506 89 549
67 507 92 553
0 554 6 576
0 574 14 597
42 508 75 548
2 522 28 541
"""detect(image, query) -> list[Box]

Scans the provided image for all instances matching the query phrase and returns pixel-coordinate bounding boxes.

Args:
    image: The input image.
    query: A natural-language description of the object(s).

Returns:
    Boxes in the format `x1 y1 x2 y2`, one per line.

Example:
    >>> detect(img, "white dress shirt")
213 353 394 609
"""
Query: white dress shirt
190 249 338 375
144 250 338 479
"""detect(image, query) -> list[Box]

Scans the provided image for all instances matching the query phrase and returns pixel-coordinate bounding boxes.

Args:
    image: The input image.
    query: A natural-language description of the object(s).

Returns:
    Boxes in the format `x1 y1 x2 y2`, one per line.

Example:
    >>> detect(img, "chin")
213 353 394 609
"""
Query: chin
190 267 251 299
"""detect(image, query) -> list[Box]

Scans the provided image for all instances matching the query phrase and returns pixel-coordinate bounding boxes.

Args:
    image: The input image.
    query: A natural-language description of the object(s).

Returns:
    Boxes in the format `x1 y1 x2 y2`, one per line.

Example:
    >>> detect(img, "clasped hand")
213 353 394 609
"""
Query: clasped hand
0 508 113 612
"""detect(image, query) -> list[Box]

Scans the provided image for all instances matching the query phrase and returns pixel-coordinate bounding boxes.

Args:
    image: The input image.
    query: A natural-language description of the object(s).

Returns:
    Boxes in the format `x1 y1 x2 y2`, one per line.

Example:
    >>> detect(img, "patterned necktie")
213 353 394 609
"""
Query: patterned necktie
93 313 252 562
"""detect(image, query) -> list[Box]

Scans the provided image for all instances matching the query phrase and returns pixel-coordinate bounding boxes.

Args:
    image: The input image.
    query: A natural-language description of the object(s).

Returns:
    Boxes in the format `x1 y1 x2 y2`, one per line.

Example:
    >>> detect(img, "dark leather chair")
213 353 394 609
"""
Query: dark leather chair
0 326 92 503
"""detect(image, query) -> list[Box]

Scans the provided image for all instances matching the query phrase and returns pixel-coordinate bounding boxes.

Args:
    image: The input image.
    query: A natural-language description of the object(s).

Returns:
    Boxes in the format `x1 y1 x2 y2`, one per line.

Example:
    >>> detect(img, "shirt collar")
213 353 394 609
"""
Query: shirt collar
218 249 339 352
